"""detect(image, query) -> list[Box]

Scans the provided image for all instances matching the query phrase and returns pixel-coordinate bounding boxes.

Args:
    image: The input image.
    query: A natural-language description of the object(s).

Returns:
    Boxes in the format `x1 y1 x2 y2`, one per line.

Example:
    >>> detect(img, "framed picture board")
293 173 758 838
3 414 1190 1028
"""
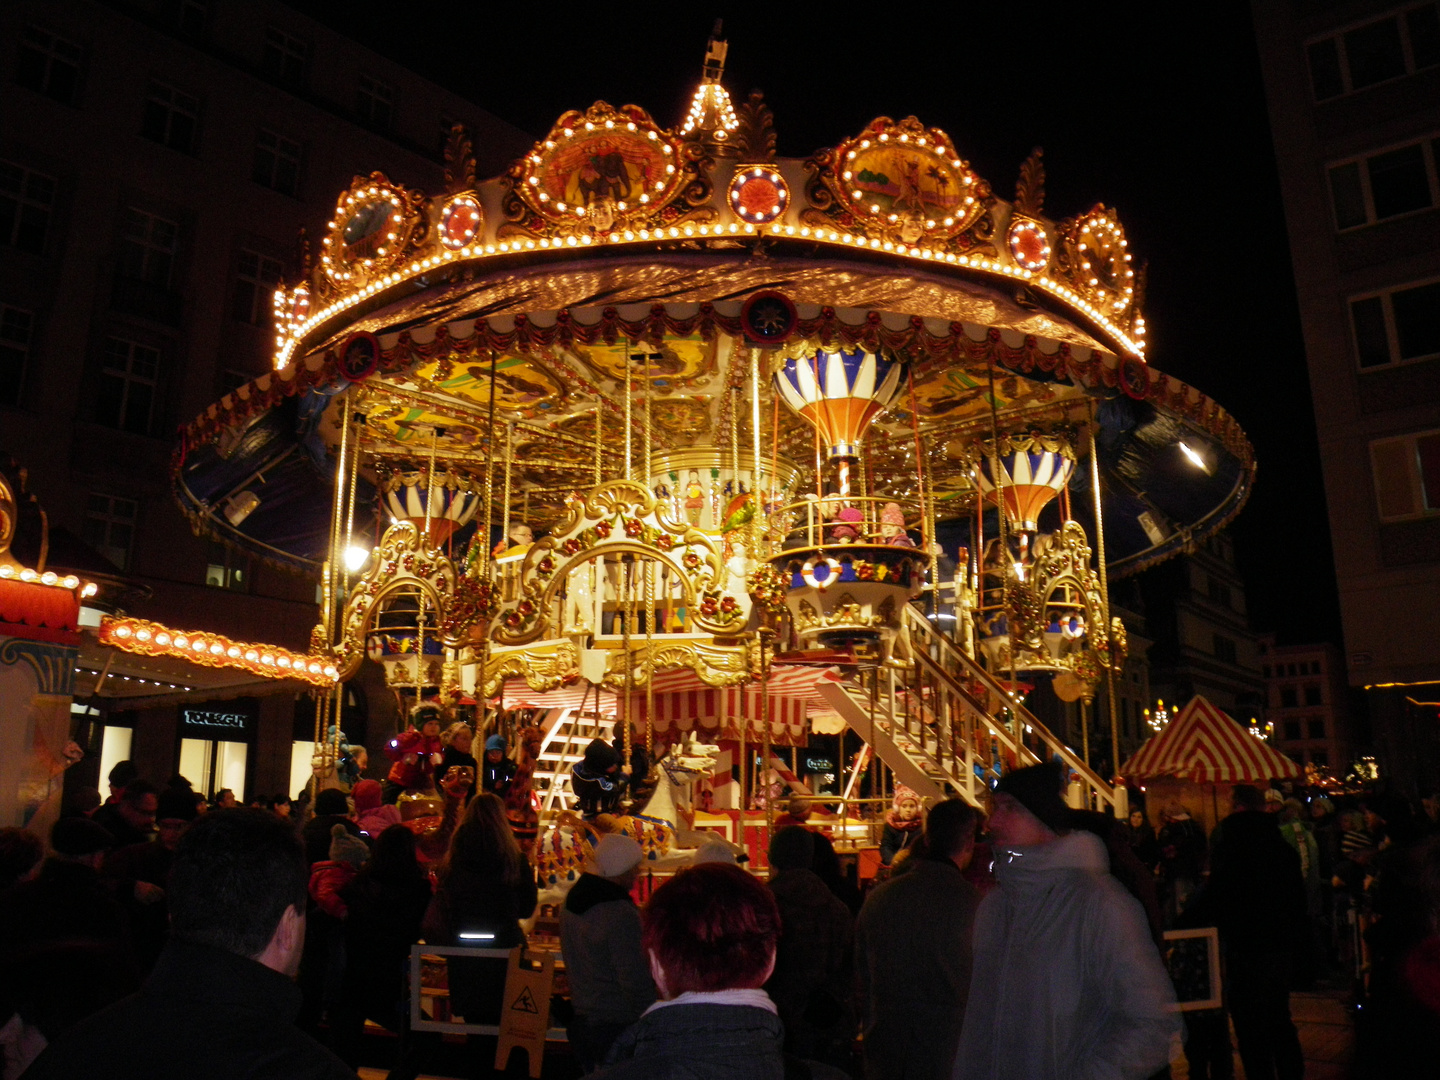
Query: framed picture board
1162 927 1222 1011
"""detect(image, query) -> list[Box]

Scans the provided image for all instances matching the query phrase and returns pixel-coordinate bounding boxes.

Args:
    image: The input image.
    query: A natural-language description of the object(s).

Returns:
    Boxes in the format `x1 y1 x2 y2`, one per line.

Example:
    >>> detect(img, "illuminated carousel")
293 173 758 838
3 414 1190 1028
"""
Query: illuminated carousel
173 39 1253 866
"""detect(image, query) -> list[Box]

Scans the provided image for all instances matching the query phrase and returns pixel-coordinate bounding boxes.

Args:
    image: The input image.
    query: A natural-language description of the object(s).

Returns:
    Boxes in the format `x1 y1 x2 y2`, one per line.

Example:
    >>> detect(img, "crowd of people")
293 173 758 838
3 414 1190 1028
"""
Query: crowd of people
4 722 1440 1080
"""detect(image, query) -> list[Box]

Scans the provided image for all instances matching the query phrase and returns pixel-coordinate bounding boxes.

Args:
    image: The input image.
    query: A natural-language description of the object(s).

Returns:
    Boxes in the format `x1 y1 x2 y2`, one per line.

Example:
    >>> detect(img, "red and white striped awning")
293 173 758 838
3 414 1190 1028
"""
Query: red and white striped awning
1122 695 1301 783
499 665 840 747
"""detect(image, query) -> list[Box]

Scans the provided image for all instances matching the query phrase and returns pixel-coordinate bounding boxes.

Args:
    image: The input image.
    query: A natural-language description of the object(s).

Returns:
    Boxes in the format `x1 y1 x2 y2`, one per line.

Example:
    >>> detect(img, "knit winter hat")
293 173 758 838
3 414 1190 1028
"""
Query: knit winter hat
586 833 643 879
994 761 1071 834
768 825 815 872
329 823 369 868
352 779 383 813
485 734 507 753
881 502 906 527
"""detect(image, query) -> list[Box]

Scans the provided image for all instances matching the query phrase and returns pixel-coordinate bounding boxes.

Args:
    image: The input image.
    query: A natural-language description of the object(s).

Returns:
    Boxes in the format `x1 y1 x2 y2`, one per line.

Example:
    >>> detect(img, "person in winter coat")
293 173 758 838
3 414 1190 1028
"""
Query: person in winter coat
1125 808 1162 873
1183 785 1305 1080
560 834 656 1072
572 738 625 818
301 787 364 868
1157 805 1207 921
330 823 433 1067
423 794 538 1023
352 779 401 840
594 862 846 1080
764 826 853 1068
439 723 479 790
382 705 446 804
878 785 923 866
481 734 516 798
308 825 369 920
954 763 1178 1080
858 798 980 1080
21 809 354 1080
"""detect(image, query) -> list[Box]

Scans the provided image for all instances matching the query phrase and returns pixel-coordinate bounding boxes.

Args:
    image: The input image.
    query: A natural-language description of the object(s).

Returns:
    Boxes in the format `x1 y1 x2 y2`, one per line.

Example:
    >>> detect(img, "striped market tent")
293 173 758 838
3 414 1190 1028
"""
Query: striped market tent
500 664 839 747
1122 695 1301 783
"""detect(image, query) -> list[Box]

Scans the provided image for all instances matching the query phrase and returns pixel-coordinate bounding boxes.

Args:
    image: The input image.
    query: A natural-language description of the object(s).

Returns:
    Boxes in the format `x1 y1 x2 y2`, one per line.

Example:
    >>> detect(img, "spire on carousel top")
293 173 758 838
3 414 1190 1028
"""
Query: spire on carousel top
680 20 738 144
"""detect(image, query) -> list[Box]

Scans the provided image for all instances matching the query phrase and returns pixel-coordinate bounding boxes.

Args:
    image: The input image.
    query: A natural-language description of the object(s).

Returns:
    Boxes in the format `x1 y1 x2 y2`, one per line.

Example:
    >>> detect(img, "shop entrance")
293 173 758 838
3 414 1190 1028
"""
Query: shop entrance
176 699 257 800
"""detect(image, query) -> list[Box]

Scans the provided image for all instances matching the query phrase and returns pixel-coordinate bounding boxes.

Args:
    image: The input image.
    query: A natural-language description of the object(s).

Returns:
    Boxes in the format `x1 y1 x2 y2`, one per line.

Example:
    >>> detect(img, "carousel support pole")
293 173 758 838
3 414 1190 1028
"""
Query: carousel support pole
985 361 1020 747
624 351 633 482
621 557 634 796
424 426 438 545
502 421 514 546
760 627 774 850
479 354 499 735
594 405 603 486
341 408 361 601
644 361 653 485
750 345 764 527
1089 404 1120 791
324 406 350 645
644 555 655 757
1080 696 1091 769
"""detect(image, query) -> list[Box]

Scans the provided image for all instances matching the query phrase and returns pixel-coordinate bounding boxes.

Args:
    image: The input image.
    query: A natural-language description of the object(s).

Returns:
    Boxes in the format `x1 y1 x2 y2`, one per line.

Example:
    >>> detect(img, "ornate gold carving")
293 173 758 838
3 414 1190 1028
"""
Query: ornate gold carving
317 173 428 297
603 640 750 689
735 91 776 164
1014 147 1045 216
335 521 457 680
492 480 733 645
480 640 580 697
1054 204 1135 320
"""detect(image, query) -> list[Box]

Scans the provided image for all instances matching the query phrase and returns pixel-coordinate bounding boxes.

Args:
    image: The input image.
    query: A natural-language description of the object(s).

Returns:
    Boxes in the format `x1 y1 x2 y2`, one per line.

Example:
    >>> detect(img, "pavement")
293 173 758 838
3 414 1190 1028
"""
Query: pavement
1170 989 1354 1080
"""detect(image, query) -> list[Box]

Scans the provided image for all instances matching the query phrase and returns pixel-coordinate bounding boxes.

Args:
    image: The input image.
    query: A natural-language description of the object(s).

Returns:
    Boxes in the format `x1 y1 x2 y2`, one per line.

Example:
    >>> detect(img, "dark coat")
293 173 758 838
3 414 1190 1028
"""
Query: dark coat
765 868 854 1060
597 1002 847 1080
423 861 539 1024
1187 810 1305 954
339 867 432 1028
21 939 356 1079
855 858 979 1080
91 803 149 849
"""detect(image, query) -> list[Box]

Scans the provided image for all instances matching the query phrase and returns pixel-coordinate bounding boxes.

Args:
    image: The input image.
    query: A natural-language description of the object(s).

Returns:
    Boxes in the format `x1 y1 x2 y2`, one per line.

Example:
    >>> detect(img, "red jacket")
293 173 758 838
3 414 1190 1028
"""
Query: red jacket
384 729 444 790
308 860 357 919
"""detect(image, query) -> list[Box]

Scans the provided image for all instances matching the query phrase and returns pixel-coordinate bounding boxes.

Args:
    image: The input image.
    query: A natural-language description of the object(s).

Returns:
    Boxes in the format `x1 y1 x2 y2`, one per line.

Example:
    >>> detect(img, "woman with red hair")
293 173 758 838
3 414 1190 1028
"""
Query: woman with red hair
596 862 847 1079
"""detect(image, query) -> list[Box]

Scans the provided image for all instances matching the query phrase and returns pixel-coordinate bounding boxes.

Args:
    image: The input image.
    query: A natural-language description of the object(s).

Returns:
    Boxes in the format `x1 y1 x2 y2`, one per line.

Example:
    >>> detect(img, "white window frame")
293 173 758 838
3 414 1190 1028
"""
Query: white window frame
1370 427 1440 522
99 337 159 434
142 80 201 152
18 25 83 102
1348 274 1440 370
232 249 284 325
1306 3 1440 100
119 208 178 287
0 159 57 254
1327 134 1440 231
84 493 138 570
0 303 35 406
358 74 394 128
263 26 308 85
253 129 301 195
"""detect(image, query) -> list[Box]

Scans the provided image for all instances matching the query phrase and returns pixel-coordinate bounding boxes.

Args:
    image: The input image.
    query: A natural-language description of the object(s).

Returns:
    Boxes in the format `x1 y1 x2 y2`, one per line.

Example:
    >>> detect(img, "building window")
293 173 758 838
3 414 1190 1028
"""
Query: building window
205 540 248 591
1307 5 1440 100
1308 718 1327 740
1327 138 1439 229
1263 664 1272 678
1304 685 1323 706
231 251 283 325
1212 634 1237 665
0 305 34 406
83 494 137 570
252 130 301 196
1371 428 1440 521
1350 280 1440 369
1206 576 1232 608
0 161 56 256
176 0 208 35
16 26 83 104
1281 686 1298 708
118 209 177 288
97 338 158 435
357 75 393 129
141 81 201 154
262 27 308 87
1284 720 1302 741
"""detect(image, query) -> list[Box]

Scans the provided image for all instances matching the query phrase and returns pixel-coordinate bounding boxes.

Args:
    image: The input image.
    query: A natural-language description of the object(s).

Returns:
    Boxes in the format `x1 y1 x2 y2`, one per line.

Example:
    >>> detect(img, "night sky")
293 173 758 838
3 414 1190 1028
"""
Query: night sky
292 0 1341 647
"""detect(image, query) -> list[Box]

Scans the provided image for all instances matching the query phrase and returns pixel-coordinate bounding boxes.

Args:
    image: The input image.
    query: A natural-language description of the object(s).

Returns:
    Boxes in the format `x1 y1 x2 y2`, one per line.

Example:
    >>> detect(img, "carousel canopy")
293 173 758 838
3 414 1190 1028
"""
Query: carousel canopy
1121 695 1300 784
174 71 1252 580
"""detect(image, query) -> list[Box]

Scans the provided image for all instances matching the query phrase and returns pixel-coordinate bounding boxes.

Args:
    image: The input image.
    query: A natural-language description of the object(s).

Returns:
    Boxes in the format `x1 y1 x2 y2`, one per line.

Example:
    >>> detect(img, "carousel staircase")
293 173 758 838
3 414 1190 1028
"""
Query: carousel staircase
532 709 616 813
816 606 1122 814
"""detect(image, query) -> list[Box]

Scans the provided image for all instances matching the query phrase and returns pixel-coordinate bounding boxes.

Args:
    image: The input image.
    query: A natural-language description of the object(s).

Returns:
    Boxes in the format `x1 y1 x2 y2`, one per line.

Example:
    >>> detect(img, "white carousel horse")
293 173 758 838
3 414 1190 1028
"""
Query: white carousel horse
534 733 742 894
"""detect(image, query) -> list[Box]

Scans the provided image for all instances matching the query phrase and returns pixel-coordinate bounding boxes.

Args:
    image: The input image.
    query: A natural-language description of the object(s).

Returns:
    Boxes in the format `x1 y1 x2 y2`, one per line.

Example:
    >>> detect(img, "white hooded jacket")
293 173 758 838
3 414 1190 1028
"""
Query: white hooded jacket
953 830 1179 1080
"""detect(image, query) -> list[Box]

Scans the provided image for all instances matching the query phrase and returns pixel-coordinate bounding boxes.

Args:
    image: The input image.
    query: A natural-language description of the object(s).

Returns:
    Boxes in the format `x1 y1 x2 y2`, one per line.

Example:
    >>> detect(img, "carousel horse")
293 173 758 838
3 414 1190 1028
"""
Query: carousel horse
535 733 742 893
504 725 544 853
